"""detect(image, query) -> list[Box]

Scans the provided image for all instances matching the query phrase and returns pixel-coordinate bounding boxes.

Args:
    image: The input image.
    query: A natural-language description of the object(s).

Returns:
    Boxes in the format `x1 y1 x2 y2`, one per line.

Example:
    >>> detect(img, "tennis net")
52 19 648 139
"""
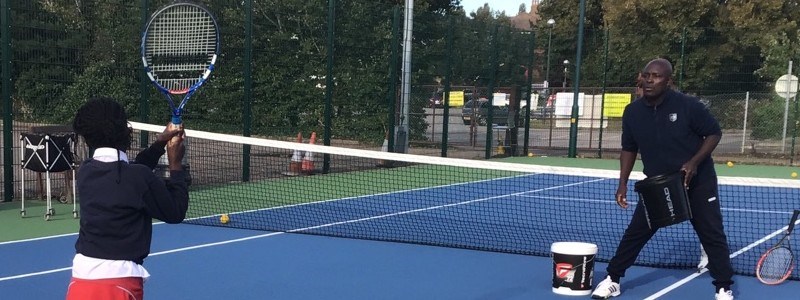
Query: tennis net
129 121 800 280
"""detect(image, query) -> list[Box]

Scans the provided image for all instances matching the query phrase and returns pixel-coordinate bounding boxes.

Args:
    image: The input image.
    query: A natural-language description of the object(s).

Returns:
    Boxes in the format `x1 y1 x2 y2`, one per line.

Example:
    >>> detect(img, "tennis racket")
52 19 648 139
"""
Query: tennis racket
141 1 219 126
756 209 800 285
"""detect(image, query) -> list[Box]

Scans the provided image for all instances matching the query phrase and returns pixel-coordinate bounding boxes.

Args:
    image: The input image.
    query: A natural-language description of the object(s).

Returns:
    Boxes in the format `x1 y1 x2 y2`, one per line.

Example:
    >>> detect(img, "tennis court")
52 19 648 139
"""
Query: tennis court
0 222 792 299
1 127 799 299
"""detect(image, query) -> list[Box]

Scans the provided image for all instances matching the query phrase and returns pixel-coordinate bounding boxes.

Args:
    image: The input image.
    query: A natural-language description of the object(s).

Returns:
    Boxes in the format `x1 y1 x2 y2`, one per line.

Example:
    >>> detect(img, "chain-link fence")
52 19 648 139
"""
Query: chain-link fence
1 1 798 201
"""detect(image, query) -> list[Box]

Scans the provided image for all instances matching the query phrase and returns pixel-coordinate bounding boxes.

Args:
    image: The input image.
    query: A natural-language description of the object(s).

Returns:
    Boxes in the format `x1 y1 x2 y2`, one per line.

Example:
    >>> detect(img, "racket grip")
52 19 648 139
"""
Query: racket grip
171 115 182 125
167 122 183 147
789 210 800 234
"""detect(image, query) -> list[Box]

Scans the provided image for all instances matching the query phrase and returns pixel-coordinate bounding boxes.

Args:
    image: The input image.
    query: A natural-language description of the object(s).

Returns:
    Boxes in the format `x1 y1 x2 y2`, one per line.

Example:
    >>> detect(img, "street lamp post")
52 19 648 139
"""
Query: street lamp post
545 19 555 89
563 59 570 89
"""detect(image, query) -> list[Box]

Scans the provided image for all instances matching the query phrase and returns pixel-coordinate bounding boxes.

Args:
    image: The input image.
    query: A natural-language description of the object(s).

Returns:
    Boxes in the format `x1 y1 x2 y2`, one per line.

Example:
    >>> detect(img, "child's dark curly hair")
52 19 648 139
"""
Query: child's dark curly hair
72 97 132 150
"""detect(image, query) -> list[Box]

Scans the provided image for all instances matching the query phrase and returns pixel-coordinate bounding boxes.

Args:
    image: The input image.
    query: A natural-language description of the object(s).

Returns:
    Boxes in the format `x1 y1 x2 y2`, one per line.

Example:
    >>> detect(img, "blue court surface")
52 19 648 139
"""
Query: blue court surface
2 173 799 299
1 223 799 299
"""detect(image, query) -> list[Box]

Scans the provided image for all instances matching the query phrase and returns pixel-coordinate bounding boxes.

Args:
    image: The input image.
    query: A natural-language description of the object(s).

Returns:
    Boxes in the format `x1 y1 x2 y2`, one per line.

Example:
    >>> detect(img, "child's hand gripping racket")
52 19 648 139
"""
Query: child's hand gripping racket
756 209 800 285
141 1 219 132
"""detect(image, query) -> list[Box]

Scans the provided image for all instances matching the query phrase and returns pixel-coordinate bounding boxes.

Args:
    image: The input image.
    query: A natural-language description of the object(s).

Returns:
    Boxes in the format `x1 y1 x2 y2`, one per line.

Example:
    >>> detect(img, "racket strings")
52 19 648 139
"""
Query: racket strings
758 247 793 282
145 5 217 93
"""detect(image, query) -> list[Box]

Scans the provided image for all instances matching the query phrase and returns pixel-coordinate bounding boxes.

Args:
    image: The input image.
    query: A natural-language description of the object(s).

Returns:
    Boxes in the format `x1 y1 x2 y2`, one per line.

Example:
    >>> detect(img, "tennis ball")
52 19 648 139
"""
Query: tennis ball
792 172 798 179
726 161 734 167
528 152 534 157
220 214 230 224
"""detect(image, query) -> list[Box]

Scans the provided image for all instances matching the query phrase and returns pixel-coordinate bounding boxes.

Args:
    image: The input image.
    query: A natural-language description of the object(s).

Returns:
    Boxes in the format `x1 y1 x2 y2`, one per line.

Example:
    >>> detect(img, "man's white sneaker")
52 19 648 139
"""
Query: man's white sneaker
697 245 709 271
591 276 621 299
715 288 733 300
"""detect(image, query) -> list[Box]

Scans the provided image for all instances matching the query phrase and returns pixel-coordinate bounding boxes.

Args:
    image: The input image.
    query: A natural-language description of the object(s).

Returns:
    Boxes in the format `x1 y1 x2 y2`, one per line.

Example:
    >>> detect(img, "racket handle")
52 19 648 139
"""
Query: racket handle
167 122 183 147
171 115 182 125
789 210 800 234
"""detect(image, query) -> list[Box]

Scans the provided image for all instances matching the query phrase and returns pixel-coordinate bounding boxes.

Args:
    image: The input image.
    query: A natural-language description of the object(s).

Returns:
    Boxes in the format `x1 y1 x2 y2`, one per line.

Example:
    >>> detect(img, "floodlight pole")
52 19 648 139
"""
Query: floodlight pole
545 19 554 91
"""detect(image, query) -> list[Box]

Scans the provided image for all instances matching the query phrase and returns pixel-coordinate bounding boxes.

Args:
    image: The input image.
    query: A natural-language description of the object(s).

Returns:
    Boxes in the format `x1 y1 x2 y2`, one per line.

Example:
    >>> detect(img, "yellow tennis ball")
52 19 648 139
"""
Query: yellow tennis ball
528 152 534 157
792 172 798 178
220 214 230 224
726 161 733 167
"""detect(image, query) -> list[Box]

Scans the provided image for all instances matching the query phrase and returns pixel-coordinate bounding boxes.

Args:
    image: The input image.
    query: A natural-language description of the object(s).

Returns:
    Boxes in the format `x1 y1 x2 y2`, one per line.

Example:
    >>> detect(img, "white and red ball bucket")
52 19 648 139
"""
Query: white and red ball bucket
551 242 597 296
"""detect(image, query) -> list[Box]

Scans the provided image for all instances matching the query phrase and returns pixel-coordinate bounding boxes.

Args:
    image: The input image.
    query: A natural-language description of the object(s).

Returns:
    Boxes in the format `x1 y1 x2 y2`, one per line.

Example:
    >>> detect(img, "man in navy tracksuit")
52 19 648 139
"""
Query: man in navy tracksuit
66 98 189 300
591 59 734 300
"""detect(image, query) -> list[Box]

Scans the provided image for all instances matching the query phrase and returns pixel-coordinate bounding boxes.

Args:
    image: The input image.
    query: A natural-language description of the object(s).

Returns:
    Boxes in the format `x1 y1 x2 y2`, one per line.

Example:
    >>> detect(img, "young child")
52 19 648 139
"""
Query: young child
66 97 189 300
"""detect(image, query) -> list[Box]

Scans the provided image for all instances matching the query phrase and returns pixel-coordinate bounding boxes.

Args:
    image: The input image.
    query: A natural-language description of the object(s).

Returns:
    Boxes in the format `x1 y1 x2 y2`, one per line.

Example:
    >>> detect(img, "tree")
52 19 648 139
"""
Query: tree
535 0 798 93
719 0 800 81
14 0 798 144
535 0 604 87
12 0 142 123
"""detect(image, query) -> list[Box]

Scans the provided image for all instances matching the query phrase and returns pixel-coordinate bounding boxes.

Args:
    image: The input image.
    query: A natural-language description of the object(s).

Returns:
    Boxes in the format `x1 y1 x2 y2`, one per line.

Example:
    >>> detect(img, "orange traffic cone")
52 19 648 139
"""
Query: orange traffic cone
282 132 303 176
302 132 316 174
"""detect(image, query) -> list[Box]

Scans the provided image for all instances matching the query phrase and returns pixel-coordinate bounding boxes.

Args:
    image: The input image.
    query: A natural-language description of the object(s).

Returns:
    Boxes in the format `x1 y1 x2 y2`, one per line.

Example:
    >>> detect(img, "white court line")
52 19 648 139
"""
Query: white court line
0 231 287 282
4 175 791 287
518 194 795 298
644 218 800 299
218 173 534 219
520 195 793 215
0 233 81 246
643 271 707 300
0 173 541 246
0 177 607 282
0 267 74 281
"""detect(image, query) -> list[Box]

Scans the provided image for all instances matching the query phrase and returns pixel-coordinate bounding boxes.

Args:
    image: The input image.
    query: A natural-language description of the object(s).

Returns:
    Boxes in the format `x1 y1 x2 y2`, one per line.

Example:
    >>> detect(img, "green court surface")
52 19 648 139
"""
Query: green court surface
2 156 798 243
0 200 80 242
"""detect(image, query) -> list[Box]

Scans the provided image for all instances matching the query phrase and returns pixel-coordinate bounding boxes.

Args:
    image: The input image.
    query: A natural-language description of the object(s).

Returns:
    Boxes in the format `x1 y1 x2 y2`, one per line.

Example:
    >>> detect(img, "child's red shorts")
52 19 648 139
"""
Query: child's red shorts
66 277 143 300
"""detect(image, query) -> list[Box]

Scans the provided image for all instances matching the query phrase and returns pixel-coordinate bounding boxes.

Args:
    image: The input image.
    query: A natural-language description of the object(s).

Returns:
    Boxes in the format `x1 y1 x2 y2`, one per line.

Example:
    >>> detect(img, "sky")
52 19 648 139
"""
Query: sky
459 0 529 15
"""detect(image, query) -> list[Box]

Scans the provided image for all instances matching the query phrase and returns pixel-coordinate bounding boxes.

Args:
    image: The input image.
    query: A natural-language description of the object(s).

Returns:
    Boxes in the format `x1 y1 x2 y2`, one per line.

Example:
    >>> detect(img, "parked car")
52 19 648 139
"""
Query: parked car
461 98 513 126
464 89 475 101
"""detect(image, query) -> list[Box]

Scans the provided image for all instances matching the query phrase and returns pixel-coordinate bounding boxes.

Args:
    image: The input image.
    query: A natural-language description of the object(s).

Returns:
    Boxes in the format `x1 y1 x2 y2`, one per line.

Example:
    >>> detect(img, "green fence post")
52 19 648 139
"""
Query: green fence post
791 91 798 165
139 0 150 148
440 16 454 157
485 25 499 159
567 0 587 158
679 27 686 91
241 0 252 181
2 0 11 202
598 28 609 158
323 0 335 173
523 30 535 156
386 6 400 153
